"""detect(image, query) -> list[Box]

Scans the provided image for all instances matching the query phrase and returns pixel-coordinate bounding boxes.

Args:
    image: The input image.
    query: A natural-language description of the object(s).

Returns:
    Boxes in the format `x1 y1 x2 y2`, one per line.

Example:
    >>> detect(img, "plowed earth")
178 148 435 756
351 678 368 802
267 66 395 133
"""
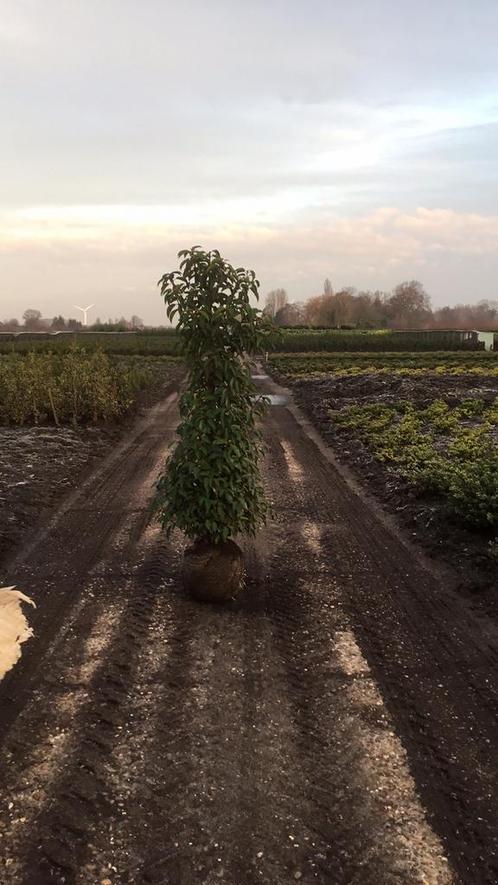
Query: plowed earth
0 425 120 563
0 374 497 884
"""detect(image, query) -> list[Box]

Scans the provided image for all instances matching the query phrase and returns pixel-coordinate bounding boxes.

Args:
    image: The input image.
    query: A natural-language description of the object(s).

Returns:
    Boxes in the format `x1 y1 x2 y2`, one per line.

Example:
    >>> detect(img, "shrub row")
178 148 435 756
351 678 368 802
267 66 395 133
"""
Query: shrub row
331 398 498 528
269 351 498 378
271 329 490 352
0 348 154 426
0 331 180 357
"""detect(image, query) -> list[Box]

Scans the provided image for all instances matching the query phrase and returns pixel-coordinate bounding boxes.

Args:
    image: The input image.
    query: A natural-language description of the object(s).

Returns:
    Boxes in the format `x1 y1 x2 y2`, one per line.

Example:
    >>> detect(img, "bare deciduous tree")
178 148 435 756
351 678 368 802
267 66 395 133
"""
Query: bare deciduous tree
22 308 43 331
263 288 287 318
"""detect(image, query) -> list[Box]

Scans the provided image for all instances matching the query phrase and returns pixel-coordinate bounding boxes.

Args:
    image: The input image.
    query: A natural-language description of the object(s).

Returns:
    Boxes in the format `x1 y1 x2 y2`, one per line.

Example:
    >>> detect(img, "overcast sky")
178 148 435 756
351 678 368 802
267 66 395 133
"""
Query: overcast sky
1 0 498 323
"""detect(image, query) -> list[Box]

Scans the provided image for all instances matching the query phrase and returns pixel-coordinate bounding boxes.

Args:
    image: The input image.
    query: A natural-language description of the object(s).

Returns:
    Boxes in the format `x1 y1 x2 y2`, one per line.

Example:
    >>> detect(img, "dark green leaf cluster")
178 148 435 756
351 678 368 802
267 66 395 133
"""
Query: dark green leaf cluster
154 247 272 543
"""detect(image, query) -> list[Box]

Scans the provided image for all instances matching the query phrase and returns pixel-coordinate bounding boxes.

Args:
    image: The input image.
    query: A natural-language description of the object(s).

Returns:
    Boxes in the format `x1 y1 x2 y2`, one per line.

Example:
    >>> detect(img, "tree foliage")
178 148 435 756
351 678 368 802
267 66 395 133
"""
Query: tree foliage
154 246 272 544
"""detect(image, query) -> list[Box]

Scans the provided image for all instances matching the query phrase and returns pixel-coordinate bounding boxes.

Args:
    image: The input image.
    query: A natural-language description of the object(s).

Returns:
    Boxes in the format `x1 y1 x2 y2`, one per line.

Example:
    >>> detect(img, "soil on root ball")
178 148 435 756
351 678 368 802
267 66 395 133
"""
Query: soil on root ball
182 538 245 603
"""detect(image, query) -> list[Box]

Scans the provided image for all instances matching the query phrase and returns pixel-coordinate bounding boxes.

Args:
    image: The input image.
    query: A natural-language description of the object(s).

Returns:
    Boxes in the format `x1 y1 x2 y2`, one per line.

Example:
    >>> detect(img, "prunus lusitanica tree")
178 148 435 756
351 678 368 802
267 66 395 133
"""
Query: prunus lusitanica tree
154 246 272 602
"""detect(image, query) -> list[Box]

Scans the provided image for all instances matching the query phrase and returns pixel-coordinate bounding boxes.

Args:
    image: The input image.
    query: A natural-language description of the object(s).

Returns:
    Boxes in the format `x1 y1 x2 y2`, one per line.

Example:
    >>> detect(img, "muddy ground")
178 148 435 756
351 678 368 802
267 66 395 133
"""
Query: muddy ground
0 424 119 564
281 371 498 614
0 373 497 883
0 366 180 566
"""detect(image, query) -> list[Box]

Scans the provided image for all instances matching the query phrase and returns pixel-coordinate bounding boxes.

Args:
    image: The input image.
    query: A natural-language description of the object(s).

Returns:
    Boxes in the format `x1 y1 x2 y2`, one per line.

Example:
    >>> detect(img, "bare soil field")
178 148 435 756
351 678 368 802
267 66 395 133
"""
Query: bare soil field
0 425 119 564
0 373 497 883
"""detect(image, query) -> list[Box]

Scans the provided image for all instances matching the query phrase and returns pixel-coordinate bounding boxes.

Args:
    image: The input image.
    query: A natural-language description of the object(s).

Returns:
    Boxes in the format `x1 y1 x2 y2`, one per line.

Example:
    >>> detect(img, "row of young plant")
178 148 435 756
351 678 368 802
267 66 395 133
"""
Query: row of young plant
0 331 180 357
331 397 498 528
271 328 493 353
0 347 156 426
269 351 498 378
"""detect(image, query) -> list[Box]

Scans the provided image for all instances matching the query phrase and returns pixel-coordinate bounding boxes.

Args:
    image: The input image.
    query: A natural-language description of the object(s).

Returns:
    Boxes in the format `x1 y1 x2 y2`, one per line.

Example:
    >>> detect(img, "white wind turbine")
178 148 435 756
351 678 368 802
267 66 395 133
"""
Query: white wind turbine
73 304 95 326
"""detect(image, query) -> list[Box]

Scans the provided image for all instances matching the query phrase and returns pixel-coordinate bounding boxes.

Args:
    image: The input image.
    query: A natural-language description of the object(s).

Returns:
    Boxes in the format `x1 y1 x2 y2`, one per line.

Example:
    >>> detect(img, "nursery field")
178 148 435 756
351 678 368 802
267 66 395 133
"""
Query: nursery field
0 349 180 425
270 349 498 377
270 350 498 602
2 326 496 357
0 349 180 561
0 359 497 883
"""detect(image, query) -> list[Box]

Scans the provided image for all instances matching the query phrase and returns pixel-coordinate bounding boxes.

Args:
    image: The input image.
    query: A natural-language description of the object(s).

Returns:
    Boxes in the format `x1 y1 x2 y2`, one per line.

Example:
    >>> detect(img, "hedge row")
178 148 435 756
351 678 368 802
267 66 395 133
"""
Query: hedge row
270 329 491 352
0 331 180 356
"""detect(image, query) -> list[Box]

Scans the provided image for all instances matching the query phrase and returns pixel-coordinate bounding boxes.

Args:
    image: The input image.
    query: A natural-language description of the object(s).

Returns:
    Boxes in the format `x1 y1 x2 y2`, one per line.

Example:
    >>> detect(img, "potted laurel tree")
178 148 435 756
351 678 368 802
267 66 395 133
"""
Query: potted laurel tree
154 246 270 603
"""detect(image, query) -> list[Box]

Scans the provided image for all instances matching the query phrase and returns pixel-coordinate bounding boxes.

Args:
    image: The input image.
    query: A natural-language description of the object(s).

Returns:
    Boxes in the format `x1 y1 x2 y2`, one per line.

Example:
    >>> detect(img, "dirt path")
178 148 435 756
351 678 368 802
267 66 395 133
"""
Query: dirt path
0 375 496 883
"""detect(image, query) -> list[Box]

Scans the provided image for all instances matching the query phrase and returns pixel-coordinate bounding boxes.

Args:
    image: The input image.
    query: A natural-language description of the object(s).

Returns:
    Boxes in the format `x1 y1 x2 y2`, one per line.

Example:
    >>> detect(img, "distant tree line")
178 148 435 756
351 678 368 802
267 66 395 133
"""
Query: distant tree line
0 310 145 333
3 283 497 334
263 281 498 330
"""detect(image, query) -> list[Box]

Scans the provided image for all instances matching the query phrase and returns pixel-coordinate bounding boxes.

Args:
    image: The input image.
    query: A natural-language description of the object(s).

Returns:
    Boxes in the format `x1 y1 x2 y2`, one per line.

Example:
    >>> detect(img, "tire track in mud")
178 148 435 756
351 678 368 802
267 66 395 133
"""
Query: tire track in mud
20 540 177 884
107 443 452 884
0 391 179 742
0 531 180 884
259 421 452 884
137 548 317 885
261 383 498 884
0 388 181 883
0 378 494 884
0 583 127 880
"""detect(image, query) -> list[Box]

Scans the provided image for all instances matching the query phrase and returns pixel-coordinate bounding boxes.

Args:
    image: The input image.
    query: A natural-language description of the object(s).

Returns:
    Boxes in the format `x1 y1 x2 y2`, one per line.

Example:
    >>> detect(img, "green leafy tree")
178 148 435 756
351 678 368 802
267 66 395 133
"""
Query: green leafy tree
154 246 271 544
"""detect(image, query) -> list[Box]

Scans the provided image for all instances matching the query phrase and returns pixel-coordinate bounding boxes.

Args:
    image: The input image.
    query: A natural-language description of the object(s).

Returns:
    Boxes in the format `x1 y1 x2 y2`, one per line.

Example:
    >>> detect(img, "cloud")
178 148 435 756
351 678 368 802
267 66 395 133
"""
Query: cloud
1 2 498 318
2 2 498 209
1 206 497 321
2 203 497 255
